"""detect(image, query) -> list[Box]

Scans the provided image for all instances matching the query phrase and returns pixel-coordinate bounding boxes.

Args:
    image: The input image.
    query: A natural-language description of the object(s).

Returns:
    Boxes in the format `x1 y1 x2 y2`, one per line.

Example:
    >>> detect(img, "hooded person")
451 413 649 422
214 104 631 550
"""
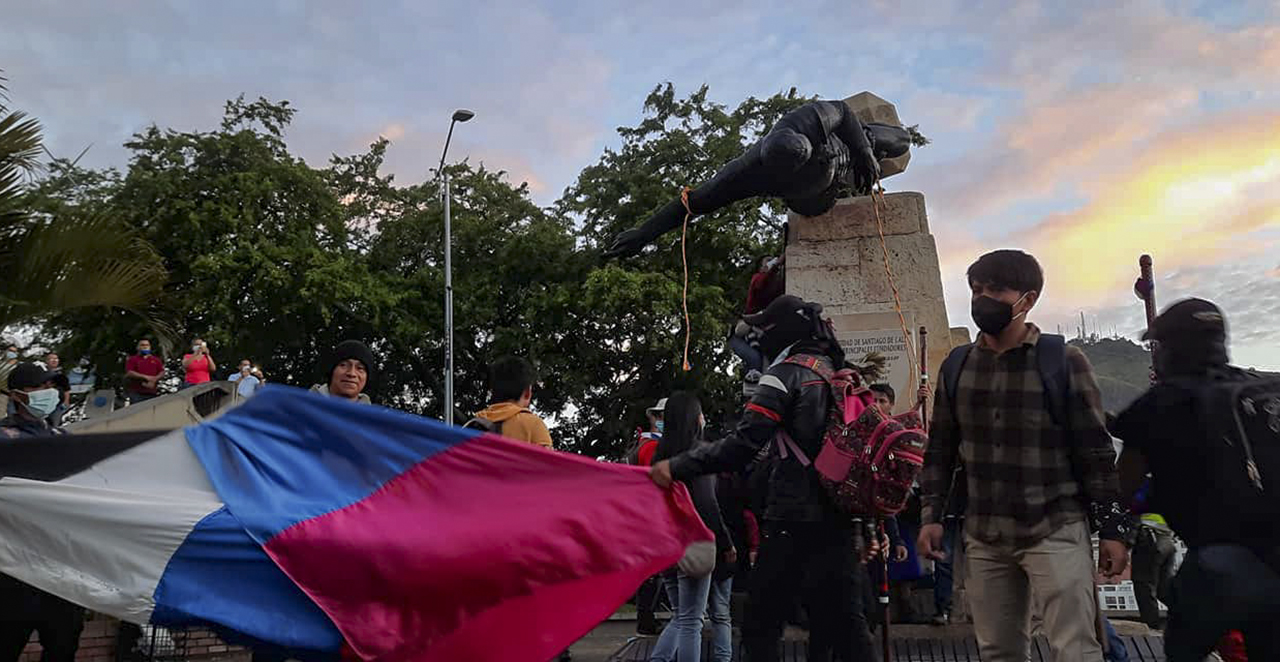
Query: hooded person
648 294 878 662
1114 299 1280 661
744 294 844 368
310 340 375 404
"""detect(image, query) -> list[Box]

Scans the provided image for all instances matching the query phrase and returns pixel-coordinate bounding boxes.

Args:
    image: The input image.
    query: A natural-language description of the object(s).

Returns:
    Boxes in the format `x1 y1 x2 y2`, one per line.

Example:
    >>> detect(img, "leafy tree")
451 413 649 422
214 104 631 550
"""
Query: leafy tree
41 96 384 392
552 84 809 456
30 83 827 461
0 71 167 359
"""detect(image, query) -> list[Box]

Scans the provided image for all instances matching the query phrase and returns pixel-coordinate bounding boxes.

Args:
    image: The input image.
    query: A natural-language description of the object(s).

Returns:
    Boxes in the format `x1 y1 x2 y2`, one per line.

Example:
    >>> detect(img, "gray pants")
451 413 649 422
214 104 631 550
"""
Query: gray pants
966 520 1102 662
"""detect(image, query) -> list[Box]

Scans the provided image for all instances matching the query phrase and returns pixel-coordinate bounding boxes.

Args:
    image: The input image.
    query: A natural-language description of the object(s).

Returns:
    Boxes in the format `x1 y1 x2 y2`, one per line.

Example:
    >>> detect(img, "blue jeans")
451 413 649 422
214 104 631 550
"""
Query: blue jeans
650 570 712 662
728 334 763 374
705 575 733 662
933 518 960 615
1103 617 1129 662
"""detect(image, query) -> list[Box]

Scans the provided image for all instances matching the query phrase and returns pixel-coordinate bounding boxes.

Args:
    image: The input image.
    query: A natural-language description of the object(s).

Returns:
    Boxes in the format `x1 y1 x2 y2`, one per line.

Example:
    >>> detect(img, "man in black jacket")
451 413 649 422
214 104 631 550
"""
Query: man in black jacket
650 295 877 662
1114 299 1280 661
0 364 85 662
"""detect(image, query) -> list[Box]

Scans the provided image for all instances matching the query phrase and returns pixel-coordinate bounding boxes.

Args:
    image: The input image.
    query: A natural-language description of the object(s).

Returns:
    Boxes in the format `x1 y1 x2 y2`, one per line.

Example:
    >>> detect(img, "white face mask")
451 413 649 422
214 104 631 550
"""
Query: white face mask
21 388 60 418
192 345 202 353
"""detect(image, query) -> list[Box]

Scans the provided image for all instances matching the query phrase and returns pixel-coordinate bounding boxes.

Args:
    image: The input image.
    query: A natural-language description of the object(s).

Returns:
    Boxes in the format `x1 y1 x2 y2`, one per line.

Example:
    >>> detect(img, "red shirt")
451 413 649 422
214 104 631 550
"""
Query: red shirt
745 269 784 315
125 354 164 394
183 354 212 385
636 438 659 467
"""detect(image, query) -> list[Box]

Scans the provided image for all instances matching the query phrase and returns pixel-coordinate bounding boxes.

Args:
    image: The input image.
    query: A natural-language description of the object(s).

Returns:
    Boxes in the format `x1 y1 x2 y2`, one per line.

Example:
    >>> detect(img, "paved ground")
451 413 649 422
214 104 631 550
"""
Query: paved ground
563 617 1156 662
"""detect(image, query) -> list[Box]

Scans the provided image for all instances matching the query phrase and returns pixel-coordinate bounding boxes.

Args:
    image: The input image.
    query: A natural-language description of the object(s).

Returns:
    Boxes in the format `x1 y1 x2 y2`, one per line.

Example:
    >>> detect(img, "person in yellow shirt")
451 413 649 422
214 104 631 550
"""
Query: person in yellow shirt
469 356 553 448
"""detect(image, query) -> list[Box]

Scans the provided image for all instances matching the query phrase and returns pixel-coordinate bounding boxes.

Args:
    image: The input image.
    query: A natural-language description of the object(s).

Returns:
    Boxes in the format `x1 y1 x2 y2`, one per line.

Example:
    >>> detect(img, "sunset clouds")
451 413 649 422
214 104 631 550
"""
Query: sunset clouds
2 0 1277 365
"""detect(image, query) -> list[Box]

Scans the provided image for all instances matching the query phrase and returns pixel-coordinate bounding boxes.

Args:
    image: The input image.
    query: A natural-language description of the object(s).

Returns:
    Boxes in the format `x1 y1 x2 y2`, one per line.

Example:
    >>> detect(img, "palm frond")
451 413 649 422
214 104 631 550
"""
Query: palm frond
0 211 169 329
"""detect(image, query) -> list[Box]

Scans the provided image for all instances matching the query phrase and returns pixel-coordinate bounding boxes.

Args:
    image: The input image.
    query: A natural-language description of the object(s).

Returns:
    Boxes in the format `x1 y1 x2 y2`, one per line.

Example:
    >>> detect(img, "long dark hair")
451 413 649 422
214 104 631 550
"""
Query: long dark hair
653 391 702 464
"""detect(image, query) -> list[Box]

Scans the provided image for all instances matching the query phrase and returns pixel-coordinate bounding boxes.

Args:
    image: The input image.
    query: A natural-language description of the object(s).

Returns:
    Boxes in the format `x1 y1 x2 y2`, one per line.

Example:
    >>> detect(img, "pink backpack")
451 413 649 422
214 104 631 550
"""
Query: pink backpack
774 354 928 517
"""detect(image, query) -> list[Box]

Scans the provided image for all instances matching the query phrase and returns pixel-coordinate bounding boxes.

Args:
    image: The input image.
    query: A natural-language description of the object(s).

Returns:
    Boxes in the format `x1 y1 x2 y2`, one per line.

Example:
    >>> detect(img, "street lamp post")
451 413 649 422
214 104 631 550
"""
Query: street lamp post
440 109 474 425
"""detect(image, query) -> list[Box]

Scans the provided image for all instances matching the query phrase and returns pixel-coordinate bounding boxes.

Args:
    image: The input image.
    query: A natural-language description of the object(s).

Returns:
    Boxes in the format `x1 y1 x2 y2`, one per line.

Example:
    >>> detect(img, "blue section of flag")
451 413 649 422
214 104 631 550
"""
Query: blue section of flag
151 507 343 652
184 387 478 543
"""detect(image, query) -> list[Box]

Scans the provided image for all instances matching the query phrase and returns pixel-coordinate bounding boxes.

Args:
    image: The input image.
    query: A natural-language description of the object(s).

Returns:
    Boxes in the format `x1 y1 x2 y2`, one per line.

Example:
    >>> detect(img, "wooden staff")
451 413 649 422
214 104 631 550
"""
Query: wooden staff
917 326 929 433
1135 254 1159 384
878 520 892 662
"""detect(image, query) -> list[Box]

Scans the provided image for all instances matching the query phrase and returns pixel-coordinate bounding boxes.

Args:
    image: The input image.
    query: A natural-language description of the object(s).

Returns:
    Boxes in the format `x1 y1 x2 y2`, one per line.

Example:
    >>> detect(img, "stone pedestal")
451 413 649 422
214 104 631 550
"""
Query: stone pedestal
786 191 956 414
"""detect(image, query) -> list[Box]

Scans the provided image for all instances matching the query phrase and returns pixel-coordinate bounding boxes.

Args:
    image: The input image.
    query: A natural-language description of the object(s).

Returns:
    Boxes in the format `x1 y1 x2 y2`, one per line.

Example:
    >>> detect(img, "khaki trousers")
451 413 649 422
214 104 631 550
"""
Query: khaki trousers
966 519 1102 662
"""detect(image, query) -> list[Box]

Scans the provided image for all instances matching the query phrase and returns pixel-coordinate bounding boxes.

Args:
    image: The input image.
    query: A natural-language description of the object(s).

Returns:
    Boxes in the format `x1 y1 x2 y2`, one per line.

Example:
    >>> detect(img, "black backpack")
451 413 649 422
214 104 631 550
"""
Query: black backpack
1177 369 1280 523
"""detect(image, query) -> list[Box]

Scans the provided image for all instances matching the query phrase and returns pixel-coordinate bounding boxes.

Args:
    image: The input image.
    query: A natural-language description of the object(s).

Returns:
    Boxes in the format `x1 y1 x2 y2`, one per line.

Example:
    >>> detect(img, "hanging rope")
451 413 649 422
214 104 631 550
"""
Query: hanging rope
871 183 918 380
679 187 694 372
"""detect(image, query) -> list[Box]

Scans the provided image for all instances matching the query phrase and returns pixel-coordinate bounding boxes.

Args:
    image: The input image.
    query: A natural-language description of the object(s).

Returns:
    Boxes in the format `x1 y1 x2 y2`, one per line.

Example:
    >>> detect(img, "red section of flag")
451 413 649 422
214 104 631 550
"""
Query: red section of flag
265 434 711 661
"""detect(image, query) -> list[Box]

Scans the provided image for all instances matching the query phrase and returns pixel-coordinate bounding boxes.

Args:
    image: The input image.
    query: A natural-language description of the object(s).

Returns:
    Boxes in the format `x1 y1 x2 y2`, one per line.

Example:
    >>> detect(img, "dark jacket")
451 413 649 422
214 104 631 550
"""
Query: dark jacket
684 473 732 559
670 344 839 523
0 414 61 439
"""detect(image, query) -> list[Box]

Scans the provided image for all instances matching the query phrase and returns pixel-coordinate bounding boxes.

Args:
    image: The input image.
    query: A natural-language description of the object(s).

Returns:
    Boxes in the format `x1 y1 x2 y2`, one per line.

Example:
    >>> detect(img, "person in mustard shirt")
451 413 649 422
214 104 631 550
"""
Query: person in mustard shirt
469 356 553 448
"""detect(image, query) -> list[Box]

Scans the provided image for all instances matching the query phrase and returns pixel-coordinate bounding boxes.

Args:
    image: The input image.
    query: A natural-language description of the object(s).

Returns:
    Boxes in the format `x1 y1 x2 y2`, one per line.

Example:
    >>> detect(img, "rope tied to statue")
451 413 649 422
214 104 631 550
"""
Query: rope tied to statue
870 183 918 380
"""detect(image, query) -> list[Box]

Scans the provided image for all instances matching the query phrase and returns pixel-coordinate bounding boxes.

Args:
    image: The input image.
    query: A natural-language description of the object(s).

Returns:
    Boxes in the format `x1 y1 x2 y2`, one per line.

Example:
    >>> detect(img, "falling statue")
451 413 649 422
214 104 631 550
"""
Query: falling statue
603 97 918 259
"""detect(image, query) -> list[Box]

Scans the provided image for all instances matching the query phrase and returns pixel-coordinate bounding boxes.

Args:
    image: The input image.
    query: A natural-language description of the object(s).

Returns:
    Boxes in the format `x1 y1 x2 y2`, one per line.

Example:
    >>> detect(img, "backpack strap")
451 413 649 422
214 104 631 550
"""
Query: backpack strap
938 344 972 517
463 416 504 436
1035 334 1070 430
940 344 973 432
783 353 836 386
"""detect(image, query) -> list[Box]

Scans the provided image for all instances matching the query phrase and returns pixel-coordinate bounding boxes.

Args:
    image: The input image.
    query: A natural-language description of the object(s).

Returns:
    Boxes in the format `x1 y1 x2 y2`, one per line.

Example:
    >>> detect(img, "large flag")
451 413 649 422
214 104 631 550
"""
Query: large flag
0 387 712 661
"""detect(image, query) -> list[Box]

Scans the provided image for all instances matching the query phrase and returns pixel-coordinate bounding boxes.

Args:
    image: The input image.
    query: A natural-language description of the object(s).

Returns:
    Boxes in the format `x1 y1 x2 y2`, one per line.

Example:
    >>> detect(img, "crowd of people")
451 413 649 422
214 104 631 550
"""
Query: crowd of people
2 246 1278 662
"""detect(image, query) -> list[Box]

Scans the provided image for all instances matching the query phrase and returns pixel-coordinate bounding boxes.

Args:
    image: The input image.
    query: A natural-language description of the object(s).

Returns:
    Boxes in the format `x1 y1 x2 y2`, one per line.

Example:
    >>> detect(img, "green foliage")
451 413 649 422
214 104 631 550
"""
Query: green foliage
28 83 819 458
554 84 809 455
0 71 168 379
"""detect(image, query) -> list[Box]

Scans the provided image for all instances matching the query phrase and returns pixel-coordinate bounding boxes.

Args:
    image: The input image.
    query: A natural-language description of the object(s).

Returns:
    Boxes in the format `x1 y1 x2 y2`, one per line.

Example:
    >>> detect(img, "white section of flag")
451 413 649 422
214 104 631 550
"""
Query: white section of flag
0 429 222 623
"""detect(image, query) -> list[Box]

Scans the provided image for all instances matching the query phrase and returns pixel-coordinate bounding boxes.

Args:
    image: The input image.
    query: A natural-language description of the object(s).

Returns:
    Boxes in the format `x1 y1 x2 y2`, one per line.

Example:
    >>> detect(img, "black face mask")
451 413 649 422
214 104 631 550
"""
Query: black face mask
971 294 1028 336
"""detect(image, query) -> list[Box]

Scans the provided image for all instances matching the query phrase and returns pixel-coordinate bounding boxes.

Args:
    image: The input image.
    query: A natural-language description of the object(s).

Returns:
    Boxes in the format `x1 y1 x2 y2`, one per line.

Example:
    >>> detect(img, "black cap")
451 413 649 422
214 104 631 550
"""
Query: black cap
743 295 822 327
1142 298 1227 343
7 362 59 391
327 340 377 386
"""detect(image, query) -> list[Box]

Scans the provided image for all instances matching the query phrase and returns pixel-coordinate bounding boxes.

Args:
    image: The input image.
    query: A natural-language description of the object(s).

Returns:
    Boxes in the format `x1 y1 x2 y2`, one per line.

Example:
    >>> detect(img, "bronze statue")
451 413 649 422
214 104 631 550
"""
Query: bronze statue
604 100 914 259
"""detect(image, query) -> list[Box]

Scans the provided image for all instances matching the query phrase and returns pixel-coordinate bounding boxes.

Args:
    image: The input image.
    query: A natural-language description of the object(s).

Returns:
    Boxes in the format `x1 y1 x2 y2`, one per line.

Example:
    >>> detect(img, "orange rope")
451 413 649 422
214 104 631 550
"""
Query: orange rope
679 187 694 372
871 183 918 379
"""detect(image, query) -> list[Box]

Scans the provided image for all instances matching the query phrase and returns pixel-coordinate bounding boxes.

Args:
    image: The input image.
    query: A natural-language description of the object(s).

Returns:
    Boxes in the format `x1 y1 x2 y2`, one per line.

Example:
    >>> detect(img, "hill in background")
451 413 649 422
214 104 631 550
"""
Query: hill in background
1070 336 1151 413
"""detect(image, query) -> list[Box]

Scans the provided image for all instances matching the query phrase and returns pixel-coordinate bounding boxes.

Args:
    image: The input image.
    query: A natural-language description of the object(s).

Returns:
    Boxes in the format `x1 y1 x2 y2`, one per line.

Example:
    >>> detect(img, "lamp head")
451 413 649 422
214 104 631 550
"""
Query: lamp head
452 109 475 123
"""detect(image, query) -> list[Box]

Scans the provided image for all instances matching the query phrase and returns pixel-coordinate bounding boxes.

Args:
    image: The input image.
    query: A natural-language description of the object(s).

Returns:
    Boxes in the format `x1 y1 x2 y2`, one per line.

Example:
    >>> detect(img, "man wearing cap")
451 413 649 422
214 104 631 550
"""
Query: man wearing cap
0 363 86 660
310 340 375 404
1114 298 1280 660
629 396 667 636
634 398 666 468
649 294 878 662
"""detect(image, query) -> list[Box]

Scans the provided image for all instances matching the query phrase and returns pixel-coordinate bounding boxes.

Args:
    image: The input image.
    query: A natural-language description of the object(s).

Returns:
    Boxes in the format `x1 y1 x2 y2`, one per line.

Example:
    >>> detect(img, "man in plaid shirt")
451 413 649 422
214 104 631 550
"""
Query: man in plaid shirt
917 250 1134 661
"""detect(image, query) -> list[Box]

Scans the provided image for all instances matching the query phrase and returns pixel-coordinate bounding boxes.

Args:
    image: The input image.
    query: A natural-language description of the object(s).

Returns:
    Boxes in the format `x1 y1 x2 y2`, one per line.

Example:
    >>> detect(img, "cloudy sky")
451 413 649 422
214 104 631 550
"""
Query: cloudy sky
4 0 1278 368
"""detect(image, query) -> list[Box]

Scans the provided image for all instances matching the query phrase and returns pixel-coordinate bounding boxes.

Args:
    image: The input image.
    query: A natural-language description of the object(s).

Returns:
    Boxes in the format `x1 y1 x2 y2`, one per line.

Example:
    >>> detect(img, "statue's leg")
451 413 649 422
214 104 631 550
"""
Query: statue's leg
685 142 772 213
605 144 772 258
605 135 804 258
